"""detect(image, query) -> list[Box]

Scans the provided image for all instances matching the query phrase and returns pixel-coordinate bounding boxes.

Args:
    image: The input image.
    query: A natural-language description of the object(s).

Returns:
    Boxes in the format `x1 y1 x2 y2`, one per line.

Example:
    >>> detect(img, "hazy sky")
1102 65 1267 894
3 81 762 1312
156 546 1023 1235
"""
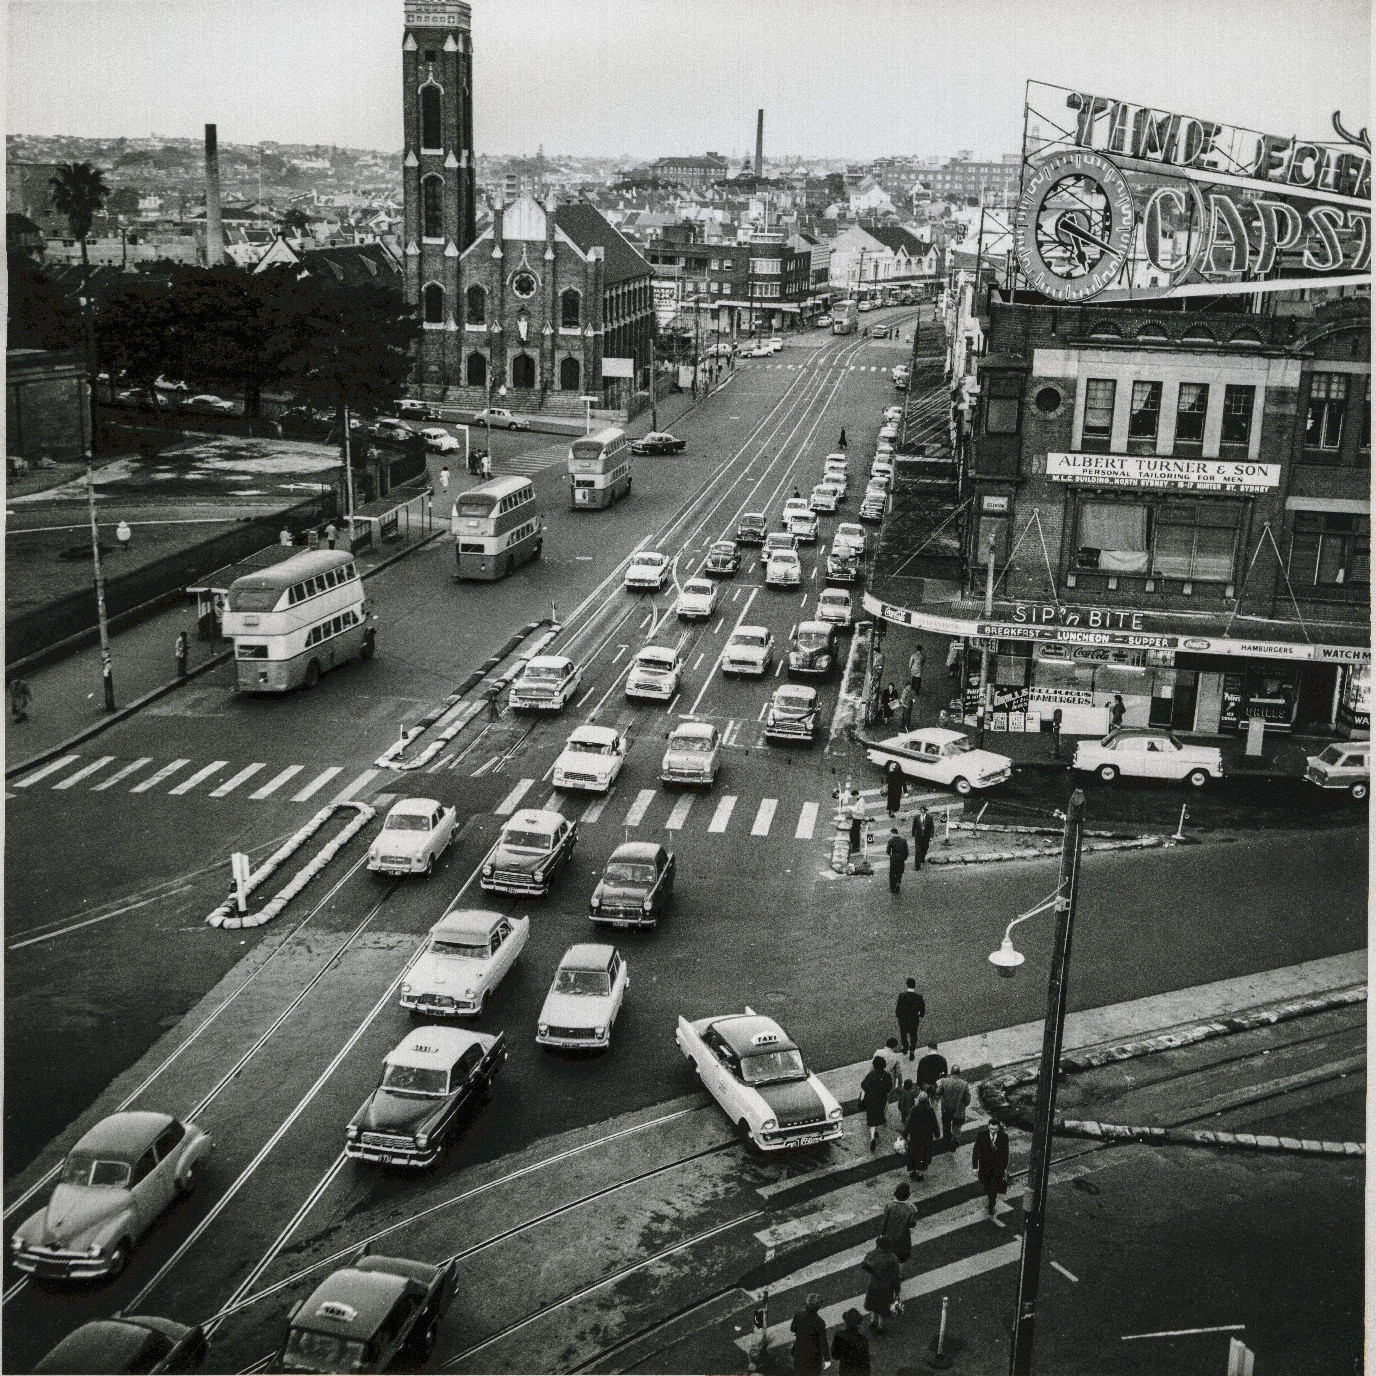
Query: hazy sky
7 0 1371 159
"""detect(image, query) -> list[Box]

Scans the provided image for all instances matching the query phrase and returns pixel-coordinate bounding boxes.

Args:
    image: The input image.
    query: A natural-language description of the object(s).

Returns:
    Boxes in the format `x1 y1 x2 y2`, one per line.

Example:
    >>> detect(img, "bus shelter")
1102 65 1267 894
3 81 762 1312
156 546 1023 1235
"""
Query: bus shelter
348 488 437 554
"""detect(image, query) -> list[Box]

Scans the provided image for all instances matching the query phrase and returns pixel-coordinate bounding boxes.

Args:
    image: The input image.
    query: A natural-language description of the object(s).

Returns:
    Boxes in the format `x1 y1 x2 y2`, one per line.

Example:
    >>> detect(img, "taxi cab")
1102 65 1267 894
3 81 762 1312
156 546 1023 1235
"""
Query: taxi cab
480 808 577 896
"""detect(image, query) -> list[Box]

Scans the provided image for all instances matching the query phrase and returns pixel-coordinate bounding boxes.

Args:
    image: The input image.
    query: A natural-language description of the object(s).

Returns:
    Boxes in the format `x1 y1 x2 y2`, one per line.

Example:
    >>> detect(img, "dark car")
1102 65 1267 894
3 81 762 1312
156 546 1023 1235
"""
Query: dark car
277 1248 456 1373
736 512 768 545
398 399 441 421
589 841 676 929
35 1318 206 1374
630 431 687 455
703 540 741 578
345 1027 505 1167
480 807 577 896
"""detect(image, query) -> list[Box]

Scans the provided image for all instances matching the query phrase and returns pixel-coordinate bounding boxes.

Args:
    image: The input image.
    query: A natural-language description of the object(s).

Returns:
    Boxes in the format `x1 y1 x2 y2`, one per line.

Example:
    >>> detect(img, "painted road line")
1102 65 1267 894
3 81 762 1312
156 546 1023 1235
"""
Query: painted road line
623 788 656 827
1050 1261 1079 1283
612 644 629 662
1122 1325 1246 1341
249 765 303 800
330 770 380 804
15 755 81 787
130 760 192 794
209 763 267 797
52 756 115 789
693 653 705 670
708 795 737 833
290 768 343 802
795 801 819 839
582 794 610 825
664 795 694 830
168 761 229 795
8 893 172 951
494 777 535 816
371 794 397 810
91 757 153 790
751 798 777 836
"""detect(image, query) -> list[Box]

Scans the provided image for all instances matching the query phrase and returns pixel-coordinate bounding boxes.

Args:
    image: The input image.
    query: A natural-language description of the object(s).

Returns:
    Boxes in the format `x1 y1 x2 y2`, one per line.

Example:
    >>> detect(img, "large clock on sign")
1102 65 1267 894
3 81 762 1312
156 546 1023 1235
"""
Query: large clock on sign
510 270 539 299
1015 151 1135 303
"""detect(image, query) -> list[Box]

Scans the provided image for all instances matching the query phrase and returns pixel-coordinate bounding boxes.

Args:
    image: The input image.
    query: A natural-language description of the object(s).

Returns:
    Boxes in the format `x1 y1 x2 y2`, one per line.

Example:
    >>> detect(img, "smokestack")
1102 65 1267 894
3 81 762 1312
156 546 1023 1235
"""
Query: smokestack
754 109 764 179
204 123 224 267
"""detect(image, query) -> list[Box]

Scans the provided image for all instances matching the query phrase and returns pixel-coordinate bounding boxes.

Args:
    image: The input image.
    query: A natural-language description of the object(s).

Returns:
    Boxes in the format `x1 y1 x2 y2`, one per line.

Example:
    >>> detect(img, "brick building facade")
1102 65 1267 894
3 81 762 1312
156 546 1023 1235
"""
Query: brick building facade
7 349 92 464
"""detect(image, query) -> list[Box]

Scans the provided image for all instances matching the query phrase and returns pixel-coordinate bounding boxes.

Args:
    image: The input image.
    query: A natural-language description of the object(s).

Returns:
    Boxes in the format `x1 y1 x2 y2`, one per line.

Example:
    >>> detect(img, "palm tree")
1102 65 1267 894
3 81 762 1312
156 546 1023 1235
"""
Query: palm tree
49 162 110 446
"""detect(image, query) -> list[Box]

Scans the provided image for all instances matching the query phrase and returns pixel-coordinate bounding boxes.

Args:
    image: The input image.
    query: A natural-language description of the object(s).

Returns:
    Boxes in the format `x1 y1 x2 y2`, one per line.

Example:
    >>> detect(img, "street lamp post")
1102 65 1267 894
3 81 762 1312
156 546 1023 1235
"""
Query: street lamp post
988 788 1087 1376
976 531 996 744
85 467 116 711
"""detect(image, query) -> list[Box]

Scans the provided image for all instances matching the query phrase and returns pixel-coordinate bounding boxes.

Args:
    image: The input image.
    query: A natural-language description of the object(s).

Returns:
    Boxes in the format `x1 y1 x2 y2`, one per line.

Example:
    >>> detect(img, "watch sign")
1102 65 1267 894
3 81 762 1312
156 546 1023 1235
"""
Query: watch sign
1046 452 1281 493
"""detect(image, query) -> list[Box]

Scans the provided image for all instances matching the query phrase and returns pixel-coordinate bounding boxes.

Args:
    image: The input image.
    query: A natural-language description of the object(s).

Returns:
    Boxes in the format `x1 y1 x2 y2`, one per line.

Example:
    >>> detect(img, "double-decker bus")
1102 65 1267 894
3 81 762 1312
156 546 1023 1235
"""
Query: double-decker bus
452 475 543 580
832 301 859 335
568 427 632 510
222 550 373 693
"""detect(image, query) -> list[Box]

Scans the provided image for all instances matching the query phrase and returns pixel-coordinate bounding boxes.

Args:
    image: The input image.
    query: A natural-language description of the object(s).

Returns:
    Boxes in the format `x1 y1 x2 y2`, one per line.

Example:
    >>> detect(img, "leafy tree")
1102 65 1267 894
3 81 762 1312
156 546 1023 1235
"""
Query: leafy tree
108 186 141 216
49 162 111 272
7 254 83 349
280 207 312 238
95 277 186 412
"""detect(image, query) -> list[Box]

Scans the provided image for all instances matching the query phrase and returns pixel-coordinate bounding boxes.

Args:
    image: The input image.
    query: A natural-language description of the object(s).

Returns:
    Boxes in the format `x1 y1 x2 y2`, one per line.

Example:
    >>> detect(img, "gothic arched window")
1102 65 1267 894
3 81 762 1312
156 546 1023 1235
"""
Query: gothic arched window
559 356 581 391
560 289 581 329
466 351 487 386
423 282 444 324
465 284 486 324
421 175 444 239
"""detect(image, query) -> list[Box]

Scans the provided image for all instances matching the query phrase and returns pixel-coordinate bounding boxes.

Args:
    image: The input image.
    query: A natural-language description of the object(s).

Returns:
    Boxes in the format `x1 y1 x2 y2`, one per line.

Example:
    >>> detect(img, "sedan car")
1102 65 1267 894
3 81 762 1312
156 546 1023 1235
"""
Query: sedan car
721 625 775 676
833 523 866 558
765 684 820 742
399 399 442 420
736 513 768 546
625 645 681 701
401 908 528 1018
537 944 629 1048
480 808 577 896
35 1317 207 1374
419 426 461 453
866 727 1012 795
1073 728 1224 787
825 547 860 583
675 1009 843 1152
508 655 582 711
858 493 887 524
675 577 719 621
472 407 529 429
788 621 837 677
624 550 671 591
871 456 895 482
367 797 457 877
782 497 811 526
630 431 687 455
816 314 833 327
816 587 854 628
589 841 676 929
809 483 840 513
703 540 741 578
765 549 803 587
660 721 721 785
742 344 773 358
764 530 799 556
787 509 820 543
553 724 626 792
1305 740 1370 800
822 467 848 499
11 1113 213 1280
277 1249 456 1372
186 394 235 413
883 405 903 424
345 1027 506 1167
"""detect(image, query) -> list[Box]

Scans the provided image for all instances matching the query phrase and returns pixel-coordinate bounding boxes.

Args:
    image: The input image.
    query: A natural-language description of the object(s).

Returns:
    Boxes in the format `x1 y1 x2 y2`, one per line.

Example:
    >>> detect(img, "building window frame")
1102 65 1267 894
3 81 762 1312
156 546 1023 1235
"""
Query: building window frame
984 372 1022 436
422 281 445 327
1127 379 1163 452
560 288 581 329
419 83 444 153
1081 377 1116 453
1173 382 1208 452
1220 383 1255 448
1304 371 1348 455
1288 512 1370 587
421 174 444 241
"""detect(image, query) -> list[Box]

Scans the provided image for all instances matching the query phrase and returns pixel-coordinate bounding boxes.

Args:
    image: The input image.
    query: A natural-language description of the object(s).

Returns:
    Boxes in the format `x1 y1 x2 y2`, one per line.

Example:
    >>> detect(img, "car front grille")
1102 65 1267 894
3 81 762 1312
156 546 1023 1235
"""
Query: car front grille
559 772 600 785
380 855 410 868
546 1025 599 1040
361 1132 415 1151
411 992 455 1008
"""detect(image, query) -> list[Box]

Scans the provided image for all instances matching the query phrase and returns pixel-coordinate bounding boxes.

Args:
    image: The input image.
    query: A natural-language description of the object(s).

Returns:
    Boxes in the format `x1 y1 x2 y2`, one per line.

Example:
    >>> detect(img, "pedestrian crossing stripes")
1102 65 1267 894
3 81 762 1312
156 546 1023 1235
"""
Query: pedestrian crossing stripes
209 763 266 797
250 765 303 800
708 795 737 833
494 777 535 816
15 755 80 788
751 798 777 835
664 794 693 830
623 788 656 827
52 756 115 789
130 760 191 793
291 767 342 802
168 760 229 795
91 758 154 790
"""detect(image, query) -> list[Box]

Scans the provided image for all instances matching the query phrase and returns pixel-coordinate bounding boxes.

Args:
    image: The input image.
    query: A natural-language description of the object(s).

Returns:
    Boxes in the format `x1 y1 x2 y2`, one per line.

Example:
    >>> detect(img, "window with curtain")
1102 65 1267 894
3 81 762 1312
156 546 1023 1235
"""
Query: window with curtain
1150 502 1240 581
1220 384 1255 446
1082 378 1115 450
1304 372 1347 450
984 373 1022 435
1289 513 1370 586
1076 501 1148 572
1128 380 1162 441
1174 383 1208 446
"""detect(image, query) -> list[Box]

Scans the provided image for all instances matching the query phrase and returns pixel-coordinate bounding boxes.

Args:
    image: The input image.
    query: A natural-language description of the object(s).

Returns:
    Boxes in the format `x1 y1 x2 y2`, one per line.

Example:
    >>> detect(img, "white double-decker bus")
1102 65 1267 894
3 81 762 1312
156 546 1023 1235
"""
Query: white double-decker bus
568 427 632 510
222 550 373 693
452 475 543 580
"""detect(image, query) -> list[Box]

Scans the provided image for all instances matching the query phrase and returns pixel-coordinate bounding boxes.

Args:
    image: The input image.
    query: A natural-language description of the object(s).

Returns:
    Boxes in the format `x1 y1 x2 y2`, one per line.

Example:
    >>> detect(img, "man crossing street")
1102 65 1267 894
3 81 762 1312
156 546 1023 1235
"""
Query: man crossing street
972 1119 1010 1214
911 806 934 870
895 978 925 1057
885 828 909 894
908 645 924 696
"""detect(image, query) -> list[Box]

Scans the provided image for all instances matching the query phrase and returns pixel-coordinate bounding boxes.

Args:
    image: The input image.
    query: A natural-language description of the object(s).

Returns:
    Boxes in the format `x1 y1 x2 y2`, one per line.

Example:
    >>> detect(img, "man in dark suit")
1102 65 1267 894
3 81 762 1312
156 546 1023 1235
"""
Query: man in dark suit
972 1119 1011 1214
895 978 925 1058
911 806 935 870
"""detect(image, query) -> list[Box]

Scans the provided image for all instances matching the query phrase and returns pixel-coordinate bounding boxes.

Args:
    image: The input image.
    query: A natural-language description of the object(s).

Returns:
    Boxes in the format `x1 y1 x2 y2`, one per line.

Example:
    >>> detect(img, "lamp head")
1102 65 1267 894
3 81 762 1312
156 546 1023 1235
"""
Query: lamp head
989 935 1024 979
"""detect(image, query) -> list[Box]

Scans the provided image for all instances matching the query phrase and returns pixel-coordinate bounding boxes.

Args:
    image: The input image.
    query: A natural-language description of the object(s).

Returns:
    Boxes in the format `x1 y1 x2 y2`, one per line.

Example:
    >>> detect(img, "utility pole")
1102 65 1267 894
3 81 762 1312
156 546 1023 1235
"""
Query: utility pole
86 467 116 711
1008 789 1087 1376
976 531 995 744
692 296 702 398
341 402 356 527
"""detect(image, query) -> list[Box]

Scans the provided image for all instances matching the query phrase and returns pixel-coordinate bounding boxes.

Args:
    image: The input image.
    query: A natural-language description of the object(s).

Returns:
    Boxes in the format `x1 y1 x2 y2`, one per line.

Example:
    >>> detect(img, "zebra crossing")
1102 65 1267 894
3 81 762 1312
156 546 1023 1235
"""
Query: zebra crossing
491 440 571 477
738 363 900 372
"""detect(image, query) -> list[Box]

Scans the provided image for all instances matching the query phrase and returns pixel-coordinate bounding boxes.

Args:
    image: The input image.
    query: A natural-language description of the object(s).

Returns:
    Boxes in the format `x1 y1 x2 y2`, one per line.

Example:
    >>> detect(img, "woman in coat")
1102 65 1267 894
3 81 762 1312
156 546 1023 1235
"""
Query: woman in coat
884 761 905 816
861 1236 901 1332
905 1089 940 1181
859 1056 893 1152
879 1183 916 1265
831 1309 870 1375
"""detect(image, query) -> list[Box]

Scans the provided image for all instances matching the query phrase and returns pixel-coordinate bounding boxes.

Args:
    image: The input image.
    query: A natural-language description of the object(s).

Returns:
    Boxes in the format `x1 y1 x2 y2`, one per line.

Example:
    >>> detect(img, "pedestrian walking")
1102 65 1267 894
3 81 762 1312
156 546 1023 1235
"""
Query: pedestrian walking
481 452 493 479
908 646 924 696
1110 693 1126 729
174 629 190 679
896 1077 916 1126
946 638 963 681
838 427 848 450
324 522 338 550
911 806 934 870
279 526 293 546
885 828 909 894
860 1237 901 1332
899 683 915 731
847 789 866 855
937 1069 971 1150
859 1056 893 1152
10 677 32 724
831 1310 870 1376
904 1088 939 1180
879 1183 916 1264
790 1294 830 1376
895 978 925 1057
884 762 904 816
873 1037 903 1092
916 1042 948 1092
880 684 897 726
972 1119 1010 1214
439 464 450 492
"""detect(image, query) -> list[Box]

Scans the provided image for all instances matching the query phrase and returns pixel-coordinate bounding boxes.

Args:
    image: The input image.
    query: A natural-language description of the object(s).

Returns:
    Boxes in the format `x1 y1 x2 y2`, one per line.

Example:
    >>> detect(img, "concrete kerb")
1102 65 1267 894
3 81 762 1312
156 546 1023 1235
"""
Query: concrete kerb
927 835 1169 867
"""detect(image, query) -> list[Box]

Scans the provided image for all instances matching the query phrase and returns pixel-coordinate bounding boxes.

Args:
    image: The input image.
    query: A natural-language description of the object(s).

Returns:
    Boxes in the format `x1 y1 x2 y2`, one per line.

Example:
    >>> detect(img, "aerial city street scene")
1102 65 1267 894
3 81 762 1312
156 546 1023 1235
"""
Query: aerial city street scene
3 0 1370 1371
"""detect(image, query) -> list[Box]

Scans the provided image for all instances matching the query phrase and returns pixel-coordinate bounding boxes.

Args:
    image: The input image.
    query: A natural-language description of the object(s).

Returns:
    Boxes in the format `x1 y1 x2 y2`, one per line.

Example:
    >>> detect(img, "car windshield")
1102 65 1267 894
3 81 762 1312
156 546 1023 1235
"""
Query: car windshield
712 544 734 555
59 1153 131 1188
636 655 674 672
777 691 813 710
796 629 830 650
568 738 614 755
684 582 713 596
741 515 765 527
525 664 565 682
733 632 768 647
740 1048 807 1084
431 936 489 959
385 814 431 831
671 734 713 752
381 1064 449 1096
503 829 554 852
282 1329 368 1373
554 969 612 996
605 860 657 884
772 554 799 566
631 556 663 568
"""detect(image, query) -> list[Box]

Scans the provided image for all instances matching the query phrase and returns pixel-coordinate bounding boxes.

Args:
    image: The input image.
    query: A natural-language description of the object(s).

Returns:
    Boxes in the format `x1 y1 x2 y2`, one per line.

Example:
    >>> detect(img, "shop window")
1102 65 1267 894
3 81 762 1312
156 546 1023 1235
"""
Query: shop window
984 373 1021 436
1304 372 1347 452
1289 513 1370 586
1151 502 1240 582
1220 384 1254 447
465 284 486 325
1173 383 1208 449
1076 500 1148 573
1081 378 1115 452
1127 380 1162 449
421 175 444 239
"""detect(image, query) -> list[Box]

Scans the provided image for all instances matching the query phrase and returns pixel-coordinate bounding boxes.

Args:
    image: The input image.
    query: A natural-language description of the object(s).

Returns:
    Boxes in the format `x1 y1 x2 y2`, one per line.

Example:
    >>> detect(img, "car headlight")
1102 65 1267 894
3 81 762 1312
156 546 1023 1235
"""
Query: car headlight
761 1117 777 1132
401 982 412 995
415 1132 430 1150
590 894 601 908
88 1242 104 1257
483 863 494 877
11 1235 23 1252
464 987 476 999
642 898 654 912
829 1106 843 1120
539 1023 550 1036
346 1125 359 1139
595 1027 607 1038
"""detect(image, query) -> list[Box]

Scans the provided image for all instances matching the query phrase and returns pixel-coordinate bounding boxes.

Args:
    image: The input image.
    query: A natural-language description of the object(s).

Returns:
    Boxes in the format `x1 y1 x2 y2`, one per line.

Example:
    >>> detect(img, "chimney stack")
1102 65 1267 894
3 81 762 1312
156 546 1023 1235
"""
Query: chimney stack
754 109 764 179
204 123 224 267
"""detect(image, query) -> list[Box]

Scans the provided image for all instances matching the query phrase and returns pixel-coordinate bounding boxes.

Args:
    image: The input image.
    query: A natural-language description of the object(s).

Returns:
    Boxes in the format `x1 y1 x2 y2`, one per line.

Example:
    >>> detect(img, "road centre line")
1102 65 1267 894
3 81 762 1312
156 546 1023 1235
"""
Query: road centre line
8 893 170 951
687 585 758 718
693 653 704 670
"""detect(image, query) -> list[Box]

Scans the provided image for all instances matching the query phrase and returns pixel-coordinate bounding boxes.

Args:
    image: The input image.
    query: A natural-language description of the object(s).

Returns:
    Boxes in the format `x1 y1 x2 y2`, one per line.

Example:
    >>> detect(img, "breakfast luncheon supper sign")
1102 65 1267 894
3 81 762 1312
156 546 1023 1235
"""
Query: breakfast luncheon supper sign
1045 452 1281 492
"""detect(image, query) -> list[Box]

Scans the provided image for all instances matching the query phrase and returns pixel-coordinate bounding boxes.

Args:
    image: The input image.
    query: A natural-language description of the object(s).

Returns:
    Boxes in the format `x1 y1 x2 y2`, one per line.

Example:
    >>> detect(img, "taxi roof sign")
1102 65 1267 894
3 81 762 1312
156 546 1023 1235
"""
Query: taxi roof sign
317 1301 357 1322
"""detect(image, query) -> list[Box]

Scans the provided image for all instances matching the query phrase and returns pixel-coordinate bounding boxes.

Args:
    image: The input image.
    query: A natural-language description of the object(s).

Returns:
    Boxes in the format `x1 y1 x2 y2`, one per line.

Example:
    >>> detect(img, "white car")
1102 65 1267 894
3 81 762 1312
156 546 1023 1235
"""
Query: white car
892 365 911 386
809 483 840 513
815 587 853 628
824 452 848 469
721 625 775 675
870 455 895 482
367 797 458 876
660 721 721 785
187 393 235 412
765 549 803 586
675 1009 843 1152
537 944 628 1050
1073 728 1223 787
420 426 461 453
625 645 682 700
553 724 626 792
473 407 529 429
624 550 671 591
508 655 583 711
742 344 773 358
766 337 784 353
675 577 719 620
822 466 848 499
782 497 811 526
400 908 529 1018
833 523 866 558
859 493 886 524
787 509 820 543
883 405 903 424
866 727 1013 795
764 530 798 557
879 424 899 446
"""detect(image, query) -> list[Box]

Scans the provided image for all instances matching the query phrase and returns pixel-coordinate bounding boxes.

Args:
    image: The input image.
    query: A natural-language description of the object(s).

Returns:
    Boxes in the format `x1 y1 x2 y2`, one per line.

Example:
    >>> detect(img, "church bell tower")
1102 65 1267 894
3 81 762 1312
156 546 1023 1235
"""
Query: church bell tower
402 1 476 388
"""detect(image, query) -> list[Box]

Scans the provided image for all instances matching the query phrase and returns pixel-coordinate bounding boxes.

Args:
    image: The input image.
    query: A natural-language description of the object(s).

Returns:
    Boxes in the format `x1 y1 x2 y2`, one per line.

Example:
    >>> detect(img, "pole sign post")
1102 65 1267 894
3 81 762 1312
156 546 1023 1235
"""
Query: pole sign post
230 853 251 914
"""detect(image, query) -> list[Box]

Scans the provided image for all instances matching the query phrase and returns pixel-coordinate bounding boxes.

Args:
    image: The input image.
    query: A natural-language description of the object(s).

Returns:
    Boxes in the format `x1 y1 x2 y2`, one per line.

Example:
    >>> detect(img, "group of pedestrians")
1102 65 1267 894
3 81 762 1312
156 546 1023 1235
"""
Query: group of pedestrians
881 788 935 895
875 646 924 730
